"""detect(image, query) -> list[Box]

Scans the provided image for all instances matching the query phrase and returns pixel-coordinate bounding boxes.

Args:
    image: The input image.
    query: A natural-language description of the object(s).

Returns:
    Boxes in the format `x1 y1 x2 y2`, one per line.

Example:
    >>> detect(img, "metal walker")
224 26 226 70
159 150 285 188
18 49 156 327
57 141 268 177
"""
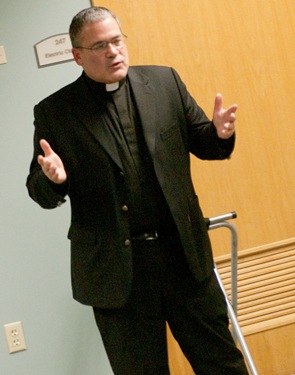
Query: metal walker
207 212 259 375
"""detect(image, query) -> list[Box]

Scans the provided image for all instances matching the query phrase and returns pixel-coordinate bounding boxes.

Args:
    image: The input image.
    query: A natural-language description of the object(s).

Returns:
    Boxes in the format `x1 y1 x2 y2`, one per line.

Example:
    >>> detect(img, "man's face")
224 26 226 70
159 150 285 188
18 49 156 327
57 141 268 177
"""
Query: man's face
72 17 129 83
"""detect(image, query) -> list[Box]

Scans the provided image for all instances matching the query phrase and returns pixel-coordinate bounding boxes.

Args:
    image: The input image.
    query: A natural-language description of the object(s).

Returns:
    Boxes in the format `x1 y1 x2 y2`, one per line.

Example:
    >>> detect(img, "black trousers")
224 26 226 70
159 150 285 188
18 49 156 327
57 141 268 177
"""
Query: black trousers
93 233 248 375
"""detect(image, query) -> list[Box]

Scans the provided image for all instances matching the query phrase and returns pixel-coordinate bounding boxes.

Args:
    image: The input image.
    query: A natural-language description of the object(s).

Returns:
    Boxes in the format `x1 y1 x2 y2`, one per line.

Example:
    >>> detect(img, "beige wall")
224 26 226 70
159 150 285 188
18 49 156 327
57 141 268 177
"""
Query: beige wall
92 1 295 373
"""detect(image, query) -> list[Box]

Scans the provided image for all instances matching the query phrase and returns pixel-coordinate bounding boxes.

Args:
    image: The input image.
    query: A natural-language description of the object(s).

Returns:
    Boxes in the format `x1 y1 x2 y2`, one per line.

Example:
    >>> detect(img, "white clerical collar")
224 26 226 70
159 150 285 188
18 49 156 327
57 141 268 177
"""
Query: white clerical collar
106 82 120 92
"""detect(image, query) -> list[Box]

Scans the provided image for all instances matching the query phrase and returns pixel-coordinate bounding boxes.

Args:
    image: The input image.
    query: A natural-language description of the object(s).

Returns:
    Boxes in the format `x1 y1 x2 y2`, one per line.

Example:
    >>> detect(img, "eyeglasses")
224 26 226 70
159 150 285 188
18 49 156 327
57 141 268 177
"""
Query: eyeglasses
75 34 127 55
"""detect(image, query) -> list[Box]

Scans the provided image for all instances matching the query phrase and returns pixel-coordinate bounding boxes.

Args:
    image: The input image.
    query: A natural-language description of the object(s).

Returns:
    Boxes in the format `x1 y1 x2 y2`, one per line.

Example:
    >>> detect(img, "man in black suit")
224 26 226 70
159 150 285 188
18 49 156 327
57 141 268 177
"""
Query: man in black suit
27 6 248 375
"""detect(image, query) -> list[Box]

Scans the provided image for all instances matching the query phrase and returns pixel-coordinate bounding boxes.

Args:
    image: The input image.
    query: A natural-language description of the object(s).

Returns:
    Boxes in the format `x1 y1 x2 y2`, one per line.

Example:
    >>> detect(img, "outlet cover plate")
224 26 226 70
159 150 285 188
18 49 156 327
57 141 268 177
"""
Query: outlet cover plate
0 46 7 64
4 321 27 354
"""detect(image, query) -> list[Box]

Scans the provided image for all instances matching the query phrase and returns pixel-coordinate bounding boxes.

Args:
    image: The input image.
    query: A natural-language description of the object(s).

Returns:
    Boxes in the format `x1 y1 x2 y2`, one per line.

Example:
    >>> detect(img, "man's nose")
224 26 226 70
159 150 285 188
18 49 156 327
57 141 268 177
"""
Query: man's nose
106 42 119 56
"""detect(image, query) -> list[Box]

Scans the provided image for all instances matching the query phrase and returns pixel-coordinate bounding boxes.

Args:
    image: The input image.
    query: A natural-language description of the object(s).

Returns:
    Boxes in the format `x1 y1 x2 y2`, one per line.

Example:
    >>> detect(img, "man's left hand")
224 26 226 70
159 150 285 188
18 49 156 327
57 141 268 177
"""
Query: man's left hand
213 93 238 139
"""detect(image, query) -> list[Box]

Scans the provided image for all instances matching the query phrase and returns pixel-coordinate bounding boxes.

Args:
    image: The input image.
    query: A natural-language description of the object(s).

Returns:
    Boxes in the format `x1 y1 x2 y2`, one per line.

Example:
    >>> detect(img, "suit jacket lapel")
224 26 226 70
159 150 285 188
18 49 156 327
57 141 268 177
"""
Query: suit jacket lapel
73 76 123 170
128 68 157 159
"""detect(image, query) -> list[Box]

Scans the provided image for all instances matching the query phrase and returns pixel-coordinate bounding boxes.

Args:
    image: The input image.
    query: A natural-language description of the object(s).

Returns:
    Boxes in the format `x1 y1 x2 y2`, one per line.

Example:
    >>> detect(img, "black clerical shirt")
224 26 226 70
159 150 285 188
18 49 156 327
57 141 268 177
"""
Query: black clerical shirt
83 73 175 235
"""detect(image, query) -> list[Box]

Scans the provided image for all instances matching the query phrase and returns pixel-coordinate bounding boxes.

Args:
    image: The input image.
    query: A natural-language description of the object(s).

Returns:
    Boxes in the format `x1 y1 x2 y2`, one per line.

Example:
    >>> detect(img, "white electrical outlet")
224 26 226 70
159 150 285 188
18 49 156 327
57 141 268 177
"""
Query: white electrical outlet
0 46 7 64
4 321 27 354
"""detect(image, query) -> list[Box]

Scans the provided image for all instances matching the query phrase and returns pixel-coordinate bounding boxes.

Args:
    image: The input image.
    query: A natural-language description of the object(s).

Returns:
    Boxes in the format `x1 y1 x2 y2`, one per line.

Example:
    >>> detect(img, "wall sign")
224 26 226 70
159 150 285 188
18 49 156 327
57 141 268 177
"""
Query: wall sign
34 33 74 68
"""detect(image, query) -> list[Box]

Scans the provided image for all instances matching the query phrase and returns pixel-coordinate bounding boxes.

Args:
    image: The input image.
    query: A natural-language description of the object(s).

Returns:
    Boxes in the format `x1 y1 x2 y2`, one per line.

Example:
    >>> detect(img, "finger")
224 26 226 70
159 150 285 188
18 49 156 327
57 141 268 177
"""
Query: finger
225 104 238 118
37 154 51 171
214 93 223 113
37 154 44 167
224 122 235 131
39 139 53 157
222 105 238 124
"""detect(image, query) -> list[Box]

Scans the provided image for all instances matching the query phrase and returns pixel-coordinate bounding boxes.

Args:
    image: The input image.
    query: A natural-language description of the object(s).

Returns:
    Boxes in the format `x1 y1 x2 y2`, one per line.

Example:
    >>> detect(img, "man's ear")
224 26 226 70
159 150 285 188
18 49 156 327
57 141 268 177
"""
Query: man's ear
72 48 83 66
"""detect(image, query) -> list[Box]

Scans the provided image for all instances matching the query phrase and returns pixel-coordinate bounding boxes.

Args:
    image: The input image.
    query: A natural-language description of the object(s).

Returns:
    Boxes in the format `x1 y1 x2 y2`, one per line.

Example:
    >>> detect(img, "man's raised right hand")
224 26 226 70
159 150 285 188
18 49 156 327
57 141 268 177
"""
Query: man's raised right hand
37 139 67 184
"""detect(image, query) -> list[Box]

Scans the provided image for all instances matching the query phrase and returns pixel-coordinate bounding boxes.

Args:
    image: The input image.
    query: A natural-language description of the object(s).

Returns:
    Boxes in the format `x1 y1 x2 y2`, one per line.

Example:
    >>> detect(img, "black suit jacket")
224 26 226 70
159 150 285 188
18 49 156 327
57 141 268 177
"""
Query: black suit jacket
27 66 234 308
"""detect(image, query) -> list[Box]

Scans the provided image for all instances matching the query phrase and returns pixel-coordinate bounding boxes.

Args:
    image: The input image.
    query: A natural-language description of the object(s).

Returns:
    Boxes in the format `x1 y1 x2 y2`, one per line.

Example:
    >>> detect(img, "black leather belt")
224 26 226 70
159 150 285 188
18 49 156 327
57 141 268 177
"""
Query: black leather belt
131 230 159 241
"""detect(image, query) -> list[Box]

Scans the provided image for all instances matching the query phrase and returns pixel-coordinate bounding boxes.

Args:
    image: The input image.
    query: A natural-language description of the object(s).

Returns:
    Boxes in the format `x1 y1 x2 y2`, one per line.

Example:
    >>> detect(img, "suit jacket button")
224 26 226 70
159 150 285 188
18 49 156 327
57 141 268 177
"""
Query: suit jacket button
121 205 128 212
124 239 131 246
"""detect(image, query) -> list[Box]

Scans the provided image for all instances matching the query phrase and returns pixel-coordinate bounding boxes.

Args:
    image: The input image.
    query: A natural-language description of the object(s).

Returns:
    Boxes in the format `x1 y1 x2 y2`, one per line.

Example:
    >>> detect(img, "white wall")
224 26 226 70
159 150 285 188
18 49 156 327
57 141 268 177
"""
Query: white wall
0 1 113 374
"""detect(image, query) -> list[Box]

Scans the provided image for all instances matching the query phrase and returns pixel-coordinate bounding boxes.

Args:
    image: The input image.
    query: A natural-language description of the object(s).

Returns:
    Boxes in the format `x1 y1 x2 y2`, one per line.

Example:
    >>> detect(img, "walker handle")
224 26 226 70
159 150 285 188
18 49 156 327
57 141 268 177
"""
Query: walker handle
205 211 237 227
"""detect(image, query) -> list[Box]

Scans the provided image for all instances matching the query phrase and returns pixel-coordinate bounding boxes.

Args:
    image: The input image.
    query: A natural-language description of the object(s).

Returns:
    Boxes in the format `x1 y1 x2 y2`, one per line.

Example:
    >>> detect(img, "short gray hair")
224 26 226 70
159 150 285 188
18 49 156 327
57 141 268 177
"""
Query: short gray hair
69 7 121 47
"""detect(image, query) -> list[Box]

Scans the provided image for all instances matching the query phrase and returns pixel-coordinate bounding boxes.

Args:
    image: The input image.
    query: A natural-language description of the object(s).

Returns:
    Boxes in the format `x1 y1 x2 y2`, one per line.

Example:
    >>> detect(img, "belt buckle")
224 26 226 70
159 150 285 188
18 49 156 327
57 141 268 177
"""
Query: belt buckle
144 230 158 240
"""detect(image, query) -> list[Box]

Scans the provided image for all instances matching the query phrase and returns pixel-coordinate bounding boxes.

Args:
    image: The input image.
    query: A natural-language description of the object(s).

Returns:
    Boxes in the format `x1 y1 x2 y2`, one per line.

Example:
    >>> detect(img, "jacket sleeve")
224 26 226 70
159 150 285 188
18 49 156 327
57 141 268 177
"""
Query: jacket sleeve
171 67 235 160
26 103 68 209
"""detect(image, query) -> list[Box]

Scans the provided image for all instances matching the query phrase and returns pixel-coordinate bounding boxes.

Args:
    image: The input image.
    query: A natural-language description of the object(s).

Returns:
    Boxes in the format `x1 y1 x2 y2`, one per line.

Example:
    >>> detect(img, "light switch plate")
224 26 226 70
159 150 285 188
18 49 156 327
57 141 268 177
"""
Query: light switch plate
0 46 7 64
